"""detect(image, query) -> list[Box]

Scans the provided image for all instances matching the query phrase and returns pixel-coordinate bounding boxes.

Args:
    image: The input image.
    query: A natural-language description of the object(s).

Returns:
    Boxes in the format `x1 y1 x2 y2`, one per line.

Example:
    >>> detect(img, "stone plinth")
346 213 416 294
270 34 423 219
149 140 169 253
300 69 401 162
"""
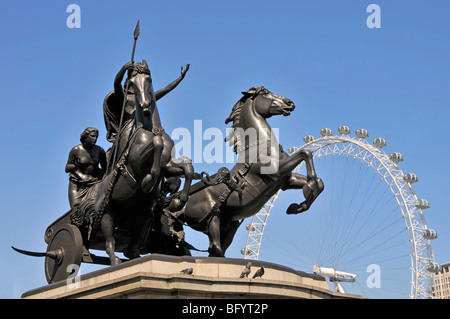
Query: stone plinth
22 254 362 299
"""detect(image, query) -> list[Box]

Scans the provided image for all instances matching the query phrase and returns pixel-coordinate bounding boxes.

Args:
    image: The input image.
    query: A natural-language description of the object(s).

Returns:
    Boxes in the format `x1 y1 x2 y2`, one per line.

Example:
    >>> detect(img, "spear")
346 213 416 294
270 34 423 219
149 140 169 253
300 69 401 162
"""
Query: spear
112 20 140 167
130 19 140 63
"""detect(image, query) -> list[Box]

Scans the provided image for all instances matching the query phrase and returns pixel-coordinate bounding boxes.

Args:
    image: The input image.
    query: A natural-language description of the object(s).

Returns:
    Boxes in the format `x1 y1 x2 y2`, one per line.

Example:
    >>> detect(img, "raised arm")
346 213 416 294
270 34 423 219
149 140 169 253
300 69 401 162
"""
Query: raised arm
113 61 134 102
155 64 190 101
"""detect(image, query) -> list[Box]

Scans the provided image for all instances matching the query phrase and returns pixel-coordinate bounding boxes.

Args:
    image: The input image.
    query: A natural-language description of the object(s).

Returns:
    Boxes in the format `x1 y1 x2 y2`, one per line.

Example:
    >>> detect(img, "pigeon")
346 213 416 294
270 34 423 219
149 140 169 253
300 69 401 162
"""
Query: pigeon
180 267 193 275
240 262 252 278
252 266 265 279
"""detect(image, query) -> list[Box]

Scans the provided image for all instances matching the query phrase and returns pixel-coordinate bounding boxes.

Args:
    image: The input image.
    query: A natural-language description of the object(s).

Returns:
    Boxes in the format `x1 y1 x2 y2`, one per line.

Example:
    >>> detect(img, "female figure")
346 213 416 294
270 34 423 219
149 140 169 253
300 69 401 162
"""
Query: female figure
65 127 107 208
103 61 190 172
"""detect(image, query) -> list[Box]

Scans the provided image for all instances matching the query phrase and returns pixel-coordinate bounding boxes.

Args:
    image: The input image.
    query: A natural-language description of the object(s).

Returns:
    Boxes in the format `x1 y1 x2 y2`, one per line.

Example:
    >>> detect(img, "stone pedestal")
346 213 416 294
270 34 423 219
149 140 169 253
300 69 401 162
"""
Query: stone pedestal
22 254 362 299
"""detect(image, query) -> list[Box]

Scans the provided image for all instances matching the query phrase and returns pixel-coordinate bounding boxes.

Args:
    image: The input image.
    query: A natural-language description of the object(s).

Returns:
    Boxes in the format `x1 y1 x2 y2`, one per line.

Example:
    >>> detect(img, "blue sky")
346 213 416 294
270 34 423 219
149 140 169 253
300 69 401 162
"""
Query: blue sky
1 0 449 298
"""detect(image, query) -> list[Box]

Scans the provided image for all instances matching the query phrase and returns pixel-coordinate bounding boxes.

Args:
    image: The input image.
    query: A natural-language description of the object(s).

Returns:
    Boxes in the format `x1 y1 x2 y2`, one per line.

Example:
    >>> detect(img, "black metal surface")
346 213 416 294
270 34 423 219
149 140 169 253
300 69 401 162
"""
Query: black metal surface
45 224 83 284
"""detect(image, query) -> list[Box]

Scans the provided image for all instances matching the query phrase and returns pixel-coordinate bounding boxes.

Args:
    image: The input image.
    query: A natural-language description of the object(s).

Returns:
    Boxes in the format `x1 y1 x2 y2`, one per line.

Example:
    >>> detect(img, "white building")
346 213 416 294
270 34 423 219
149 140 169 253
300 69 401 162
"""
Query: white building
433 262 450 299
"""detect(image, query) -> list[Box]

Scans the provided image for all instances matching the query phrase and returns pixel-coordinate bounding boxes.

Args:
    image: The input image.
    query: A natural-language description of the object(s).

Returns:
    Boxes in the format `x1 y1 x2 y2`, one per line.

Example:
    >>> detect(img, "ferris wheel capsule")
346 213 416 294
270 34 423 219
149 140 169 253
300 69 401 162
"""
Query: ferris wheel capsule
422 229 438 240
403 173 419 184
425 262 441 273
288 146 298 154
303 135 315 143
337 126 351 135
373 137 387 148
414 199 430 210
389 152 404 163
320 128 333 137
355 128 369 139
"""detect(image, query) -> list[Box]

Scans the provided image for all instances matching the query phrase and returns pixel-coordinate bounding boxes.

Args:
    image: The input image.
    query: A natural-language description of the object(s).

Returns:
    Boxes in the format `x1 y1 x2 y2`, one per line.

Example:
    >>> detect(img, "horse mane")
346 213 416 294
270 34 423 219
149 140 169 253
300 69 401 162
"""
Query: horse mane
128 60 151 77
225 87 261 153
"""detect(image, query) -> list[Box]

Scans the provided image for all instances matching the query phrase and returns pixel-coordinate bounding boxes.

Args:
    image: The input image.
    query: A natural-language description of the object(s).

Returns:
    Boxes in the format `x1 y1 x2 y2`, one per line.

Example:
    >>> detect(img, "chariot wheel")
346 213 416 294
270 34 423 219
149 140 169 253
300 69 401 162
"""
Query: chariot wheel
45 223 83 284
241 126 438 299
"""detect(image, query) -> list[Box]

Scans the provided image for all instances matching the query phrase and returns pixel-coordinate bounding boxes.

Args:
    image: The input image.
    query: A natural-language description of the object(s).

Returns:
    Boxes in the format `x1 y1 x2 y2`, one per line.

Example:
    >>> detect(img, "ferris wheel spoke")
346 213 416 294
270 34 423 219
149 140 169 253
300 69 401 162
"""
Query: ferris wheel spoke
336 216 405 267
340 230 408 270
321 176 388 266
242 127 437 298
336 208 402 261
330 165 380 261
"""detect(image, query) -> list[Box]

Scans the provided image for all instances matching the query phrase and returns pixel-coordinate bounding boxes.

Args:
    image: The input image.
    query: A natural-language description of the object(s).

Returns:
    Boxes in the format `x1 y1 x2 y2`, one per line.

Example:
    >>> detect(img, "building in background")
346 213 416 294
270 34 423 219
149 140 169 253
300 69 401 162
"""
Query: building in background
433 261 450 299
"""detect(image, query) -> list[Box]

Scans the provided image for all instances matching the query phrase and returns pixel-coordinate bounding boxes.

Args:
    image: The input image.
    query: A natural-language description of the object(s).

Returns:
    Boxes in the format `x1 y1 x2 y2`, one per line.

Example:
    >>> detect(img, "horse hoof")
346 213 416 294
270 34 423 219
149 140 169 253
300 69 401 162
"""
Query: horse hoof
124 250 141 260
286 203 308 215
141 174 156 193
286 203 299 215
111 257 122 266
208 245 224 257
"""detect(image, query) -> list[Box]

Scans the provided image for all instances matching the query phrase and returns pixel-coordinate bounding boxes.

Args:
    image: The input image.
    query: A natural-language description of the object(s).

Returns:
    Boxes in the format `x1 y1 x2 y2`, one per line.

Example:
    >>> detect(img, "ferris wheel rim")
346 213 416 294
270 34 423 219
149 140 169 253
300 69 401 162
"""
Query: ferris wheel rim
242 131 435 299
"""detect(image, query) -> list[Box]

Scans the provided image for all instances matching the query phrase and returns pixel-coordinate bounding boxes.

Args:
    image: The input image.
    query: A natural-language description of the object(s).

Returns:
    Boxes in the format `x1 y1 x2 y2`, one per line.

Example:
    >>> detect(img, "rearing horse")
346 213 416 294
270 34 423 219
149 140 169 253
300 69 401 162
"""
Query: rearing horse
94 60 194 265
174 86 324 257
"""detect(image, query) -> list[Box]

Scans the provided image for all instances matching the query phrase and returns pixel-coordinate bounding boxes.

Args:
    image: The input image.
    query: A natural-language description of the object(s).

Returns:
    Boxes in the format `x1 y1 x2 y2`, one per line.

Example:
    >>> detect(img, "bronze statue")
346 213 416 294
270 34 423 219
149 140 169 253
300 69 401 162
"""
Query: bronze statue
165 87 324 257
65 127 107 208
103 61 190 174
94 60 195 265
12 22 197 282
11 59 195 282
12 22 324 285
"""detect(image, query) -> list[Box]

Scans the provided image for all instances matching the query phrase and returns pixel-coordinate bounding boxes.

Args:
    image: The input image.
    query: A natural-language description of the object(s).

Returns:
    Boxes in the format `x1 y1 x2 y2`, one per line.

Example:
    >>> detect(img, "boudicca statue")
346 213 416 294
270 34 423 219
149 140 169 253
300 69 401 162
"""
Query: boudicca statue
12 21 324 284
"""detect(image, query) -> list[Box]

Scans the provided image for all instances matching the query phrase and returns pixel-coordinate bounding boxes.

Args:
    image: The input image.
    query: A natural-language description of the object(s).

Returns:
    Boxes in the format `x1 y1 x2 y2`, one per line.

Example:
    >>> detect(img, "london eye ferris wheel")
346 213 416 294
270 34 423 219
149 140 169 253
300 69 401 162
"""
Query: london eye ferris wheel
241 126 439 299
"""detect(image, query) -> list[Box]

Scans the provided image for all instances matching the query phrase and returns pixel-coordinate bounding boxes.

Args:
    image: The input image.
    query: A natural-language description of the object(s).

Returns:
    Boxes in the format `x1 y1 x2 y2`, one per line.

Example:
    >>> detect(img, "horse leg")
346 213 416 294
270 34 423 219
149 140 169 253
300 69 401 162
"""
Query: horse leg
101 211 121 266
124 213 153 260
164 159 195 206
282 172 324 214
220 220 242 256
273 149 324 214
276 149 315 178
297 150 324 212
207 215 224 257
141 135 164 194
125 195 156 259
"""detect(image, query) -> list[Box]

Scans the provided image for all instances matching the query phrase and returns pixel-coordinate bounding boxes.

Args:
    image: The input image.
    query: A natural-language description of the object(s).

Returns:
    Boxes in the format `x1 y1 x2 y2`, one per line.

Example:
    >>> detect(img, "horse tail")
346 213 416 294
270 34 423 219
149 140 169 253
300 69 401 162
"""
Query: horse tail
181 241 208 253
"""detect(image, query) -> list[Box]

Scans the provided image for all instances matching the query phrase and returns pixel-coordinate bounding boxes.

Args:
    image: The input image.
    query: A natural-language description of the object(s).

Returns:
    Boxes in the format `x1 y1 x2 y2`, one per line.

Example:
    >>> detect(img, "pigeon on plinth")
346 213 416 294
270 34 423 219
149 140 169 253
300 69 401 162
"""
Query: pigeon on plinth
240 262 252 278
180 267 193 275
252 266 264 279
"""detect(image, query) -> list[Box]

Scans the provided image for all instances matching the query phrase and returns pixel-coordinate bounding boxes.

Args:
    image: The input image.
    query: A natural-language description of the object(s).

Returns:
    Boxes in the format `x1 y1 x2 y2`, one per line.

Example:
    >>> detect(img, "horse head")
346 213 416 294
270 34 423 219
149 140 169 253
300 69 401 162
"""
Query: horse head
239 86 295 120
225 86 296 154
127 59 155 117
